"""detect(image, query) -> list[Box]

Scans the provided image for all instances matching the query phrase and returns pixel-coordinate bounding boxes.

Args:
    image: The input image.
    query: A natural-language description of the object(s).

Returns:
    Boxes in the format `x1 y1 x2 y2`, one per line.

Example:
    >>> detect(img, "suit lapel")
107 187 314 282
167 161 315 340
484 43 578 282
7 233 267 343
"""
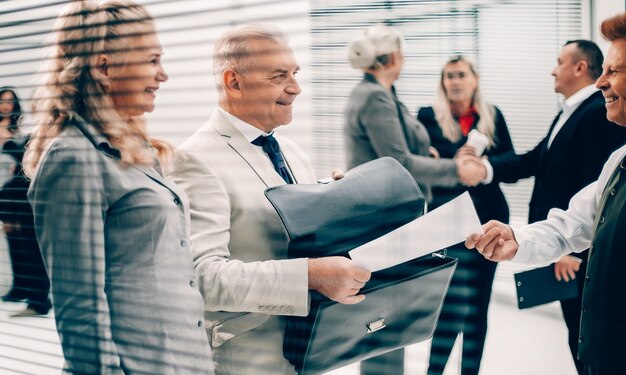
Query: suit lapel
212 110 286 188
543 91 601 162
132 162 185 199
278 138 306 184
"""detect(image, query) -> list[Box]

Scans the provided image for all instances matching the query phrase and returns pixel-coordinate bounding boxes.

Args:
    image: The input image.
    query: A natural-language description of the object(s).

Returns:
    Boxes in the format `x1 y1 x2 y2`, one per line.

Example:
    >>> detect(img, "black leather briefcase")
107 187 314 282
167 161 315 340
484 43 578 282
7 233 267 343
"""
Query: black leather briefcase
264 157 458 374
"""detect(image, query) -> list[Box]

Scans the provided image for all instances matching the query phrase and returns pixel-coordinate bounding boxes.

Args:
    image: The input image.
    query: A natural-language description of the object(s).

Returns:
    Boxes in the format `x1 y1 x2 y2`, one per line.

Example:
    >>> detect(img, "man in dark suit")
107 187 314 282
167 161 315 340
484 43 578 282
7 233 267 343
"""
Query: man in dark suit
484 39 626 374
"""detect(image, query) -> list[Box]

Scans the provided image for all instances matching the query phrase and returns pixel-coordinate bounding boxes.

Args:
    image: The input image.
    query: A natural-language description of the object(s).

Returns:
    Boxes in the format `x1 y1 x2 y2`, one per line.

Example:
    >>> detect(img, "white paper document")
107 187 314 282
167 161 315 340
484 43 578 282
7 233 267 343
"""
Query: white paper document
348 192 483 272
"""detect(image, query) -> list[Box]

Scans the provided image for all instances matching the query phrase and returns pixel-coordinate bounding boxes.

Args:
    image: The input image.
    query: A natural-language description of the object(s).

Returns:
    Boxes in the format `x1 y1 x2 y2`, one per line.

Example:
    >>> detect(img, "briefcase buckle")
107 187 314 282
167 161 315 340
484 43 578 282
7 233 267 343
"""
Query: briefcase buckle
366 318 387 334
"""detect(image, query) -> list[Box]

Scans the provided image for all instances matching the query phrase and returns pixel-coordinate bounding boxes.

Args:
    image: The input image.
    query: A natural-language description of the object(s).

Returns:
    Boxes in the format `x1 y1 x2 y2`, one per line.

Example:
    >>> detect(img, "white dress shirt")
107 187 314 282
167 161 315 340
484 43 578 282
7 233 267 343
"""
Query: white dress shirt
547 84 598 148
510 144 626 265
218 107 295 181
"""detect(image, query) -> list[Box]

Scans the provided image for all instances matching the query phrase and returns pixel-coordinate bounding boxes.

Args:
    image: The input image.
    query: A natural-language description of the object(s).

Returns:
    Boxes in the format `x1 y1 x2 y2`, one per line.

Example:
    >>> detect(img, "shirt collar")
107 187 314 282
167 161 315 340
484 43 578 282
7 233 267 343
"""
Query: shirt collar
70 112 121 159
561 84 598 112
218 106 273 142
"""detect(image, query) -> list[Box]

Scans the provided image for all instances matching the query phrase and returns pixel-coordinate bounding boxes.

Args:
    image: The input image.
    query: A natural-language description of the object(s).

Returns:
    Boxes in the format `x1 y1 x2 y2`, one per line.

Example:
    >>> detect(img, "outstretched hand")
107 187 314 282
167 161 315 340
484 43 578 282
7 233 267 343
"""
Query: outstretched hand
465 220 520 261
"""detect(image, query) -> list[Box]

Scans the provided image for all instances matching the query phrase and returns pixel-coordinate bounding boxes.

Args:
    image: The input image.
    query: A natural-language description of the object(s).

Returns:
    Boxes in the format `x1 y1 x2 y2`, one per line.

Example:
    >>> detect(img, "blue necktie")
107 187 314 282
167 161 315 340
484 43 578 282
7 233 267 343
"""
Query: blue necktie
252 134 293 184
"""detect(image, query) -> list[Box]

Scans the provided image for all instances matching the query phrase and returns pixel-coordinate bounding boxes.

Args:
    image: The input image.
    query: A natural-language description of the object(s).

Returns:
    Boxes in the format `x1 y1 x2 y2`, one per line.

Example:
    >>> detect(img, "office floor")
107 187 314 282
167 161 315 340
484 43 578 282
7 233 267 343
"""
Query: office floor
0 243 577 375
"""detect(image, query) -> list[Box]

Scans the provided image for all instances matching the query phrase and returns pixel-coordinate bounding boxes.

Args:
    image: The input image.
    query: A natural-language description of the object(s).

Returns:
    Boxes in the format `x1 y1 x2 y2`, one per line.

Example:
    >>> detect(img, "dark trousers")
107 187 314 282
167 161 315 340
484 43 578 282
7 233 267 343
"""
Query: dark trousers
5 226 51 312
427 247 497 375
560 252 588 375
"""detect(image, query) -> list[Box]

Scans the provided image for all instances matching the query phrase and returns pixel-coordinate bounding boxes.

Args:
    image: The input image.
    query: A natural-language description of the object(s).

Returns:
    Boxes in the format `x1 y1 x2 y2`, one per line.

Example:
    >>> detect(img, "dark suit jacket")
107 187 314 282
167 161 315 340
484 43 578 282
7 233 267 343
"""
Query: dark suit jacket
490 90 626 226
418 106 514 224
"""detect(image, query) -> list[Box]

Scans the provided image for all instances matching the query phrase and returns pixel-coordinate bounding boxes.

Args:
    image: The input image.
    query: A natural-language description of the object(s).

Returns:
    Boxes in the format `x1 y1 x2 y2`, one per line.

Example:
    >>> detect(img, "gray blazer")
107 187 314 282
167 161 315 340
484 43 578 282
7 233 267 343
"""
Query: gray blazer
344 74 459 202
167 109 317 375
28 116 213 374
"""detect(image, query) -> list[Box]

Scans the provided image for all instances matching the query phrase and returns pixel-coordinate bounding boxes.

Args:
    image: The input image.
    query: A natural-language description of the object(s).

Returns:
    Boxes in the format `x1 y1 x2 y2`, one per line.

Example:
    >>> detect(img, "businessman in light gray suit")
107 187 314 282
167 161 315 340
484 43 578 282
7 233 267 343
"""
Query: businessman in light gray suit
167 24 371 375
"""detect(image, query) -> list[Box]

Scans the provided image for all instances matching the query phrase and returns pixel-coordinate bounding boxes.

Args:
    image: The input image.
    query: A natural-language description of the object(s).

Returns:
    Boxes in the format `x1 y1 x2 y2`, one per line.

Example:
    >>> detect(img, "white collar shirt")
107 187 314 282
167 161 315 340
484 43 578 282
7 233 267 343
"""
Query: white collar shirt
547 84 598 148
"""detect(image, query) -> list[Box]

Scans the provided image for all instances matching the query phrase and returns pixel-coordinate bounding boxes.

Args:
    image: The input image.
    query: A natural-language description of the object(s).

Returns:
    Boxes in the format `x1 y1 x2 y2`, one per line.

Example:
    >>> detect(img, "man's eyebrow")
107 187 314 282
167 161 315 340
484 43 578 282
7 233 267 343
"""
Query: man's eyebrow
270 66 300 74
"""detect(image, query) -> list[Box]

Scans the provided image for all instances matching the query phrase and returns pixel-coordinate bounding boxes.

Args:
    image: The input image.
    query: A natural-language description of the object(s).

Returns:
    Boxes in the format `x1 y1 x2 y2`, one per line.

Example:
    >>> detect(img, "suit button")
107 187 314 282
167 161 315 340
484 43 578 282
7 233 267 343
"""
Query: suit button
585 275 590 284
581 305 587 314
611 188 617 196
599 216 605 224
180 239 187 247
197 320 203 327
578 336 583 344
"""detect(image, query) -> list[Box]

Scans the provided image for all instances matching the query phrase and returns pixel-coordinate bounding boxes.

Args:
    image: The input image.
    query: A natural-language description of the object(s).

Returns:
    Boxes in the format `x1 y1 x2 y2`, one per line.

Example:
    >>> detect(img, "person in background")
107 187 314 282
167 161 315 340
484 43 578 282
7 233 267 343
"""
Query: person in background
23 1 213 373
0 131 52 317
482 40 626 374
167 23 370 375
0 87 51 317
466 11 626 375
418 55 514 375
343 25 487 375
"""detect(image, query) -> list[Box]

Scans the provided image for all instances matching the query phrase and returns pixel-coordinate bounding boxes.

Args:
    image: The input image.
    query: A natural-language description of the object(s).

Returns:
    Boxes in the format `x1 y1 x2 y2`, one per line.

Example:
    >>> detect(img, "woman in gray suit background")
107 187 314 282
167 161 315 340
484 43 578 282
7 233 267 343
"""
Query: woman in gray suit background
23 1 213 373
343 24 487 375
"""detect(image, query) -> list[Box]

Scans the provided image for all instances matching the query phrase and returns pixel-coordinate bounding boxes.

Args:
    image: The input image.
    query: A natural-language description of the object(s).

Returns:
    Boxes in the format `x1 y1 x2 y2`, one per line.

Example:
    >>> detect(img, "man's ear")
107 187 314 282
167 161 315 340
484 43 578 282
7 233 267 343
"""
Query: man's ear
575 60 589 77
223 69 243 99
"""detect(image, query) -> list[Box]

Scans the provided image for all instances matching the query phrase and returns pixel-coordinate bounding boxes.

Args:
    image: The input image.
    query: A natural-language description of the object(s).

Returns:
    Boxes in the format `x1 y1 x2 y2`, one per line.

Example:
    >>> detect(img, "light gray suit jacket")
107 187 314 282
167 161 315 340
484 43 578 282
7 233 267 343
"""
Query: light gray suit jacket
168 109 317 375
28 116 213 374
344 74 459 202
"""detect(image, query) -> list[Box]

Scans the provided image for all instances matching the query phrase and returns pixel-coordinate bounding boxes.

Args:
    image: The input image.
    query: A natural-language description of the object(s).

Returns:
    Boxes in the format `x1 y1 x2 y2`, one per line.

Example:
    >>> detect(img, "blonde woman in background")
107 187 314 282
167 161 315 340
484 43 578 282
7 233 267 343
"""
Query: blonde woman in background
417 56 514 375
24 1 213 373
343 25 486 375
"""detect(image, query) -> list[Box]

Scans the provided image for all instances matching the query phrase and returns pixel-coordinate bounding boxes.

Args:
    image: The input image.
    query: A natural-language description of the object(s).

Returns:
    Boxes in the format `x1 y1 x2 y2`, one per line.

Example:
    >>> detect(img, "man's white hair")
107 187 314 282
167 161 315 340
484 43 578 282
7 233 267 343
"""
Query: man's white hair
213 23 289 99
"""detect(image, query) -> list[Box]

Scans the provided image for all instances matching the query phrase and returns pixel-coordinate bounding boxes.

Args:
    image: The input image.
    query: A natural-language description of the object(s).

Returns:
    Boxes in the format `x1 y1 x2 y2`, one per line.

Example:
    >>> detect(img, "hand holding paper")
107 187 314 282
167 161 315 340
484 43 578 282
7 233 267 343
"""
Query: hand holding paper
349 192 483 272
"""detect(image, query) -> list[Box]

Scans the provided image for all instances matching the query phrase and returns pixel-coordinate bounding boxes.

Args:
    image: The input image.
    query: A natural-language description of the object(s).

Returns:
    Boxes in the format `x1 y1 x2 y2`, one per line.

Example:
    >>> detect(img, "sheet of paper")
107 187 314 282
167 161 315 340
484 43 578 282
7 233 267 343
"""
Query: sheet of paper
348 192 483 272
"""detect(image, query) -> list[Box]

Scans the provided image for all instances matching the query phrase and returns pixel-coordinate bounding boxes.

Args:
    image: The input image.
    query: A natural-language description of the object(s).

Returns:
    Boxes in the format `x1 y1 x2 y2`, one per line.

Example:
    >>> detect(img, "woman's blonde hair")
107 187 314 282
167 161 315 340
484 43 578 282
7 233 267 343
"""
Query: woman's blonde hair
24 0 172 177
432 56 496 147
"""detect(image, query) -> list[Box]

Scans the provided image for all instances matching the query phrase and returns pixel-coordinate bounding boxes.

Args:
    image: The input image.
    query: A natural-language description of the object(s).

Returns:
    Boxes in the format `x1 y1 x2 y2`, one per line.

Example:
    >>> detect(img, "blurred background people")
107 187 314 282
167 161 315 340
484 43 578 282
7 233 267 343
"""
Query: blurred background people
418 55 514 375
466 12 626 374
23 1 213 373
0 87 50 318
484 40 626 374
343 25 487 375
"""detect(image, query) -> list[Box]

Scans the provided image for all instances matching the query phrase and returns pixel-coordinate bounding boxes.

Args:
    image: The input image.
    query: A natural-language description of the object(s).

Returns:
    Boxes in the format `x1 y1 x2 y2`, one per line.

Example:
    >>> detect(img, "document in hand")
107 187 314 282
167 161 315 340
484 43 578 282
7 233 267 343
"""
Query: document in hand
349 191 483 272
514 265 578 309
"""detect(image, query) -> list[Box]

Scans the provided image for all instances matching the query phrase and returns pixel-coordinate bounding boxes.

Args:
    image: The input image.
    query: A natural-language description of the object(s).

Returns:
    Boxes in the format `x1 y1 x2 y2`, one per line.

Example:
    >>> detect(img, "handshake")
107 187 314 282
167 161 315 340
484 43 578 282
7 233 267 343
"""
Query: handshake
430 144 488 187
431 130 490 187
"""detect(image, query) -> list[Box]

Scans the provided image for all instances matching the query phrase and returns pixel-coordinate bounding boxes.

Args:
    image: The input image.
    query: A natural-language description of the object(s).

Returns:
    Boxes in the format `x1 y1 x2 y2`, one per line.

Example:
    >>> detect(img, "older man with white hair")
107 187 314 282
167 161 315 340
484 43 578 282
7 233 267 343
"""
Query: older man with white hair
167 24 371 375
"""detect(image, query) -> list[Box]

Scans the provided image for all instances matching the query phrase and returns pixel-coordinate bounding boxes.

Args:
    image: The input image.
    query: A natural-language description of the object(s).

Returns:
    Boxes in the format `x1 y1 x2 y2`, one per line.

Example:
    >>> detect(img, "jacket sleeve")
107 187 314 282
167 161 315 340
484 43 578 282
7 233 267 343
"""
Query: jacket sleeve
168 149 310 317
361 91 459 187
28 147 122 374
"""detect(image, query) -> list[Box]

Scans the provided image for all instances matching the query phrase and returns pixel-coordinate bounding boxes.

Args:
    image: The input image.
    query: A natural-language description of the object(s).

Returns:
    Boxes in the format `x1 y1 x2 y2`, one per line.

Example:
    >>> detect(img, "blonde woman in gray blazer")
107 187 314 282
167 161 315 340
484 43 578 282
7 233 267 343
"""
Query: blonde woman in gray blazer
344 25 487 375
24 1 212 374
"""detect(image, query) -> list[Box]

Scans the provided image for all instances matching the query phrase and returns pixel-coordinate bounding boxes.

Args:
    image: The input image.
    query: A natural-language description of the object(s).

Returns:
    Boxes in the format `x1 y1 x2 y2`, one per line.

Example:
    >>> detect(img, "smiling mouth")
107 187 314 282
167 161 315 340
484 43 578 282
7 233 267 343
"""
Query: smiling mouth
276 100 292 106
145 88 158 96
606 97 618 104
